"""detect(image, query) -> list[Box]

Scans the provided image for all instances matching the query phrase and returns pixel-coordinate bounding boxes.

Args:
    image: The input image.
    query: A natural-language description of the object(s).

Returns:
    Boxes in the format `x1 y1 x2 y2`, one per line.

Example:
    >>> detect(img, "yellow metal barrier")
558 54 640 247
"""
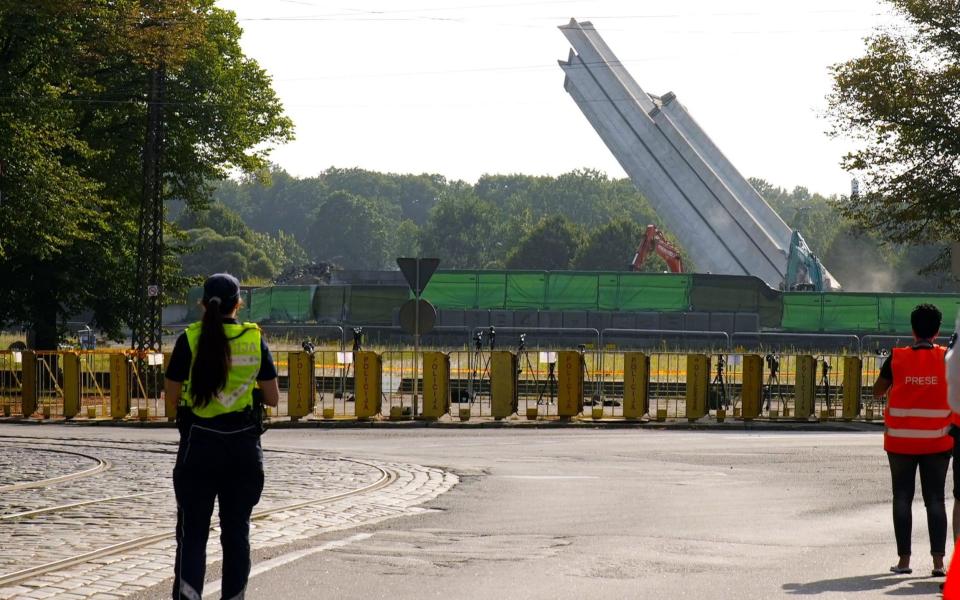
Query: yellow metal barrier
842 356 862 421
740 354 763 420
21 351 37 417
62 352 80 419
622 352 649 420
421 352 449 420
794 355 816 419
490 351 517 419
354 351 382 419
109 354 129 419
685 354 709 421
287 351 315 420
557 350 583 418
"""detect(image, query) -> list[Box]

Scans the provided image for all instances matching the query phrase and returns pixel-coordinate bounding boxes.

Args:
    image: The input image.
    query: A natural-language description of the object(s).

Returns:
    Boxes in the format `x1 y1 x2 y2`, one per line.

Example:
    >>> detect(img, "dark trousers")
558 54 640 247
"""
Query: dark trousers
888 450 950 557
173 422 264 600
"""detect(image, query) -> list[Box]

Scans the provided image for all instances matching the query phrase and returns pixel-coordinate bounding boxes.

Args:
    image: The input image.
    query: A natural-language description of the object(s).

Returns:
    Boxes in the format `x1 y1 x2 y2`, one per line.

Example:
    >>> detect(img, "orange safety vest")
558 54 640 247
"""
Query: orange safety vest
884 346 952 454
947 550 960 599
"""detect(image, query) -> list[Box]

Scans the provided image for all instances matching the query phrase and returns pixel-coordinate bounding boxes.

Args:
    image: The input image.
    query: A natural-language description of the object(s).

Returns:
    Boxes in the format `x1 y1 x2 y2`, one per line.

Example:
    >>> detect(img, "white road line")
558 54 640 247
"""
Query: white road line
497 475 599 480
203 532 373 597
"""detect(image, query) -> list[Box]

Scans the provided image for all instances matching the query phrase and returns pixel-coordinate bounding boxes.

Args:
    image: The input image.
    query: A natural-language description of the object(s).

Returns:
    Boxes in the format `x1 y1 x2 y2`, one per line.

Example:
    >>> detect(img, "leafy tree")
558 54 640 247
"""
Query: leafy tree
419 190 505 268
827 0 960 271
307 191 393 269
505 215 585 270
574 219 646 271
0 1 292 348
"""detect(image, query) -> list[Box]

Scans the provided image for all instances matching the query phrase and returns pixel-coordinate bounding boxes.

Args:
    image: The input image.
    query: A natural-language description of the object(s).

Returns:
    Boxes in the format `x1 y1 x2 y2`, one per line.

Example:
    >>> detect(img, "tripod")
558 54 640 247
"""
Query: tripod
763 354 782 412
537 362 557 406
710 354 729 411
818 357 833 413
468 327 494 408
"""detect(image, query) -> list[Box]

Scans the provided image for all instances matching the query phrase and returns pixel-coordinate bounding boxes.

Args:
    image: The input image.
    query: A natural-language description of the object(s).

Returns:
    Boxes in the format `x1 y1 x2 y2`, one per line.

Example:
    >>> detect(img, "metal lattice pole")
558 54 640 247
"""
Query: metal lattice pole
132 65 166 354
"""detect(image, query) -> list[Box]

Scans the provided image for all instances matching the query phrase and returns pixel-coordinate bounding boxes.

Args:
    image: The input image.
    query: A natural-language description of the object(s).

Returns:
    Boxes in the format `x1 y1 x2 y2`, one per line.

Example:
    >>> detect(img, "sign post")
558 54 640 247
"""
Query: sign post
396 258 440 417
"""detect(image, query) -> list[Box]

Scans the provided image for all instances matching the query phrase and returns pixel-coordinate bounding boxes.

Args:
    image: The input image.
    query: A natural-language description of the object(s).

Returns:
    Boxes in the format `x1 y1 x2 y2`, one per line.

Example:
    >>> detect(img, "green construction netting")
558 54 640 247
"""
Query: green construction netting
421 271 692 311
545 273 599 309
247 286 316 322
689 274 782 327
781 294 823 331
184 287 251 323
820 294 881 332
348 285 409 324
421 273 478 309
879 295 960 334
504 272 547 308
616 274 691 311
313 285 347 323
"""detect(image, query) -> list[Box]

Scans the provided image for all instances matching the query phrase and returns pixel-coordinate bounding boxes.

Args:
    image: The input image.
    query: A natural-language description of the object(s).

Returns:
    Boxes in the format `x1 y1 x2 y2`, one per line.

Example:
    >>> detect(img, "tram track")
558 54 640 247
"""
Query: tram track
0 436 399 590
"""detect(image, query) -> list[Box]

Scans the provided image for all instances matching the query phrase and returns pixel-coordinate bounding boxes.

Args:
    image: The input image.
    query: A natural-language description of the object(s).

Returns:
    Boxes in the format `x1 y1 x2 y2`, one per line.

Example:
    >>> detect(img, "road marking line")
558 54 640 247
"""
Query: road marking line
204 533 373 597
497 475 599 480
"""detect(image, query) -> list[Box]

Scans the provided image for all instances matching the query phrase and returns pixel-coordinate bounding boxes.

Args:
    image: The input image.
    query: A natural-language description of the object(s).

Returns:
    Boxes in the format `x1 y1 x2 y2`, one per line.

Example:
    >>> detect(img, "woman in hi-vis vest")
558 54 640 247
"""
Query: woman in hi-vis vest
164 273 279 600
874 303 952 578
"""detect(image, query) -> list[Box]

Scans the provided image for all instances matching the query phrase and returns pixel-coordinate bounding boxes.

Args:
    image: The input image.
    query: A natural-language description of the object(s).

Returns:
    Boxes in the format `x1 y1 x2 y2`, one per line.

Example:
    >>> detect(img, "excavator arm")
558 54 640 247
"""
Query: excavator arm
631 225 684 273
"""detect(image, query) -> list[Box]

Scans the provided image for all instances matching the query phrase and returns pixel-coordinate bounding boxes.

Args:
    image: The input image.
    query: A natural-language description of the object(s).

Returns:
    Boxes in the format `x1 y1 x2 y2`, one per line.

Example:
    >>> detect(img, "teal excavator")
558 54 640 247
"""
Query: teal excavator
785 230 828 291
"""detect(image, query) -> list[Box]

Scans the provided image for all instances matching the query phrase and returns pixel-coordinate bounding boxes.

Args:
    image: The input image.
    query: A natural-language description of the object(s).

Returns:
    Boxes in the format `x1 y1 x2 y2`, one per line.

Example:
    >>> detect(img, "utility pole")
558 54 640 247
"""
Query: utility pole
132 64 166 353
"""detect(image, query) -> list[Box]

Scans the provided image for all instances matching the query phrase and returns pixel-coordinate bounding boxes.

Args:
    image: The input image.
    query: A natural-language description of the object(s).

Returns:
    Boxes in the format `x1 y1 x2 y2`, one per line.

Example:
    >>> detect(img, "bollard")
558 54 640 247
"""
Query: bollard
557 351 584 419
490 351 517 419
622 353 649 420
592 406 604 420
526 407 538 420
322 407 335 419
354 351 382 420
21 351 37 417
109 354 129 420
794 355 816 419
421 352 450 421
62 352 81 420
287 351 315 421
842 356 862 421
740 355 763 420
685 354 709 421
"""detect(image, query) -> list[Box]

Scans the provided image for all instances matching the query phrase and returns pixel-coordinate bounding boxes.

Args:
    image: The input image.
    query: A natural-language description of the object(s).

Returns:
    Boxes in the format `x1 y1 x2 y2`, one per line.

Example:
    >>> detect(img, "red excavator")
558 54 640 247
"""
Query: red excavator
630 224 684 273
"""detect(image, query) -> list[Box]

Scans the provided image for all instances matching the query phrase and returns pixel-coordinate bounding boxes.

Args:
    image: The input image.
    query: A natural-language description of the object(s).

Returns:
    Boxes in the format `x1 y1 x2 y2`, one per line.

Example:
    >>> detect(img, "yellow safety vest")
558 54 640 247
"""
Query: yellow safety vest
182 321 262 418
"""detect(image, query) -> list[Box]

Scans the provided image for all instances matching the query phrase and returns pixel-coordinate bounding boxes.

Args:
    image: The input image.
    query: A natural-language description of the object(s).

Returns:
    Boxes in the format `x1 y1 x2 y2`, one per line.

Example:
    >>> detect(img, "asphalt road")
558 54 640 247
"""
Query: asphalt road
246 429 941 600
2 426 946 599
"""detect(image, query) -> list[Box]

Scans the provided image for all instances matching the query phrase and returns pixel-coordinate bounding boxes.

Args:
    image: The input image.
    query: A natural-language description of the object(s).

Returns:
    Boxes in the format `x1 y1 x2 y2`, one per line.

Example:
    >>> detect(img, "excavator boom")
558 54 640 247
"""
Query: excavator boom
631 225 684 273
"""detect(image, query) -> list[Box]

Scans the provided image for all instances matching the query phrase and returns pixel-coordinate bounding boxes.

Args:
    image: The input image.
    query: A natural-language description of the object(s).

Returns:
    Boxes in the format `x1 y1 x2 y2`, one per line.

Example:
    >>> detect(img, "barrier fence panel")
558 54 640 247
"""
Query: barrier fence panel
380 351 419 418
732 332 862 354
34 352 65 418
647 353 687 419
518 349 557 419
127 354 165 420
860 353 886 420
80 352 112 419
273 350 292 420
0 351 23 416
600 329 730 353
812 353 847 418
313 350 355 419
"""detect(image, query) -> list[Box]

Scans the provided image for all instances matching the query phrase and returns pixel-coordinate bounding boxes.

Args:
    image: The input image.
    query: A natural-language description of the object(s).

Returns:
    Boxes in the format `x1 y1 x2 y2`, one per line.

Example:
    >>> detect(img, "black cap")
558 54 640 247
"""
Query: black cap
203 273 240 311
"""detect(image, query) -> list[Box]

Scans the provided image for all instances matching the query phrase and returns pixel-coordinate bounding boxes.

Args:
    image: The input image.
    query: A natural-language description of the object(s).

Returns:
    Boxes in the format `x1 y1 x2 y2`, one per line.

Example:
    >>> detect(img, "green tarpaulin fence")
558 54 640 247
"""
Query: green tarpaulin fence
421 271 691 312
782 293 960 333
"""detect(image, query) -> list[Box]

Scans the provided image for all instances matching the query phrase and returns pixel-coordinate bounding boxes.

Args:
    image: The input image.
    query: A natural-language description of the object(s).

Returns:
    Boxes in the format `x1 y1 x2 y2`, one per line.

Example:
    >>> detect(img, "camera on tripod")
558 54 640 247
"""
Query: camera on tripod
352 327 363 352
473 329 483 350
301 340 316 354
488 326 496 350
518 333 526 352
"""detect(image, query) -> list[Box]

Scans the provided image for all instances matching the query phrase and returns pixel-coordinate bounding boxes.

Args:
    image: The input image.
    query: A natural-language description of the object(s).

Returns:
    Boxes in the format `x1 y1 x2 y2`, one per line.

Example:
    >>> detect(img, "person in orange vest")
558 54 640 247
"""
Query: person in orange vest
874 303 952 577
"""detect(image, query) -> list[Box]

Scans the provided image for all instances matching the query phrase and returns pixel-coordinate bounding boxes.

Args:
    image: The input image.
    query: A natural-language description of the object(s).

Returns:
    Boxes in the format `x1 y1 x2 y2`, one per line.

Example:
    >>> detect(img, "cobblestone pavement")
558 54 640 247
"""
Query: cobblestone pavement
0 435 457 600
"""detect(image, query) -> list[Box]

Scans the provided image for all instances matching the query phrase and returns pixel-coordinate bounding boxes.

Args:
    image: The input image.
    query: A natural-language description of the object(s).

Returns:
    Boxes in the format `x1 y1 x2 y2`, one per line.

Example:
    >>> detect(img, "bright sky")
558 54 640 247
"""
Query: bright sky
217 0 902 197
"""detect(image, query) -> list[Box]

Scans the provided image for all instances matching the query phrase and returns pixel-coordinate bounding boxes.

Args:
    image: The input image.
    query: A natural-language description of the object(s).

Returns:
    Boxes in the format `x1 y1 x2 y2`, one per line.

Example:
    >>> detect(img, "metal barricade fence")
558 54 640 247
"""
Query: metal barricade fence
732 332 862 354
127 353 165 420
79 352 111 418
312 350 355 418
813 353 845 417
380 350 418 417
448 350 479 418
647 352 687 419
34 351 64 418
760 353 798 418
519 350 558 418
273 350 291 419
860 353 886 420
0 350 23 416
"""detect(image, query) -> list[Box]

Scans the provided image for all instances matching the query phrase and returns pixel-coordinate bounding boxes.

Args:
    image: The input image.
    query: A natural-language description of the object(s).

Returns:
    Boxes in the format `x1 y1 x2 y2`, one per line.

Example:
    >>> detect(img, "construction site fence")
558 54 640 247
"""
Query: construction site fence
0 348 891 423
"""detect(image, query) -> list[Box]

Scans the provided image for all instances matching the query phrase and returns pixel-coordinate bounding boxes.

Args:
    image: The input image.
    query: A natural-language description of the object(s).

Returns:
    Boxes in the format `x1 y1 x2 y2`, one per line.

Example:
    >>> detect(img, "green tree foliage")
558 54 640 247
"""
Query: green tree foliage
307 191 394 269
574 219 645 271
505 216 586 270
827 0 960 270
418 190 506 269
0 1 292 348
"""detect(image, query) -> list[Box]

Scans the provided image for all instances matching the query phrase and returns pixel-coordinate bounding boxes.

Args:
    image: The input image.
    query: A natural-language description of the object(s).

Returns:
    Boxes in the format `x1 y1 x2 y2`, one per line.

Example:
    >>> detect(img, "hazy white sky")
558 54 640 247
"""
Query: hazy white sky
217 0 902 196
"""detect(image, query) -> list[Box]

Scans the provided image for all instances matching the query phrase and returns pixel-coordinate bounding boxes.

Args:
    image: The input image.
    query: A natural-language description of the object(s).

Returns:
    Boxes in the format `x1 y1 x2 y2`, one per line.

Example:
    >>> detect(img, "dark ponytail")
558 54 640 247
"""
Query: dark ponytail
190 296 232 407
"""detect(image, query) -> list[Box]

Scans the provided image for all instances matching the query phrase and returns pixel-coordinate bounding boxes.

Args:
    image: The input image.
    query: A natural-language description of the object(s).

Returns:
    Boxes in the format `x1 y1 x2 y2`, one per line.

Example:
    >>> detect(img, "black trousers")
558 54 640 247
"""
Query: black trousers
173 421 264 600
887 450 950 557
